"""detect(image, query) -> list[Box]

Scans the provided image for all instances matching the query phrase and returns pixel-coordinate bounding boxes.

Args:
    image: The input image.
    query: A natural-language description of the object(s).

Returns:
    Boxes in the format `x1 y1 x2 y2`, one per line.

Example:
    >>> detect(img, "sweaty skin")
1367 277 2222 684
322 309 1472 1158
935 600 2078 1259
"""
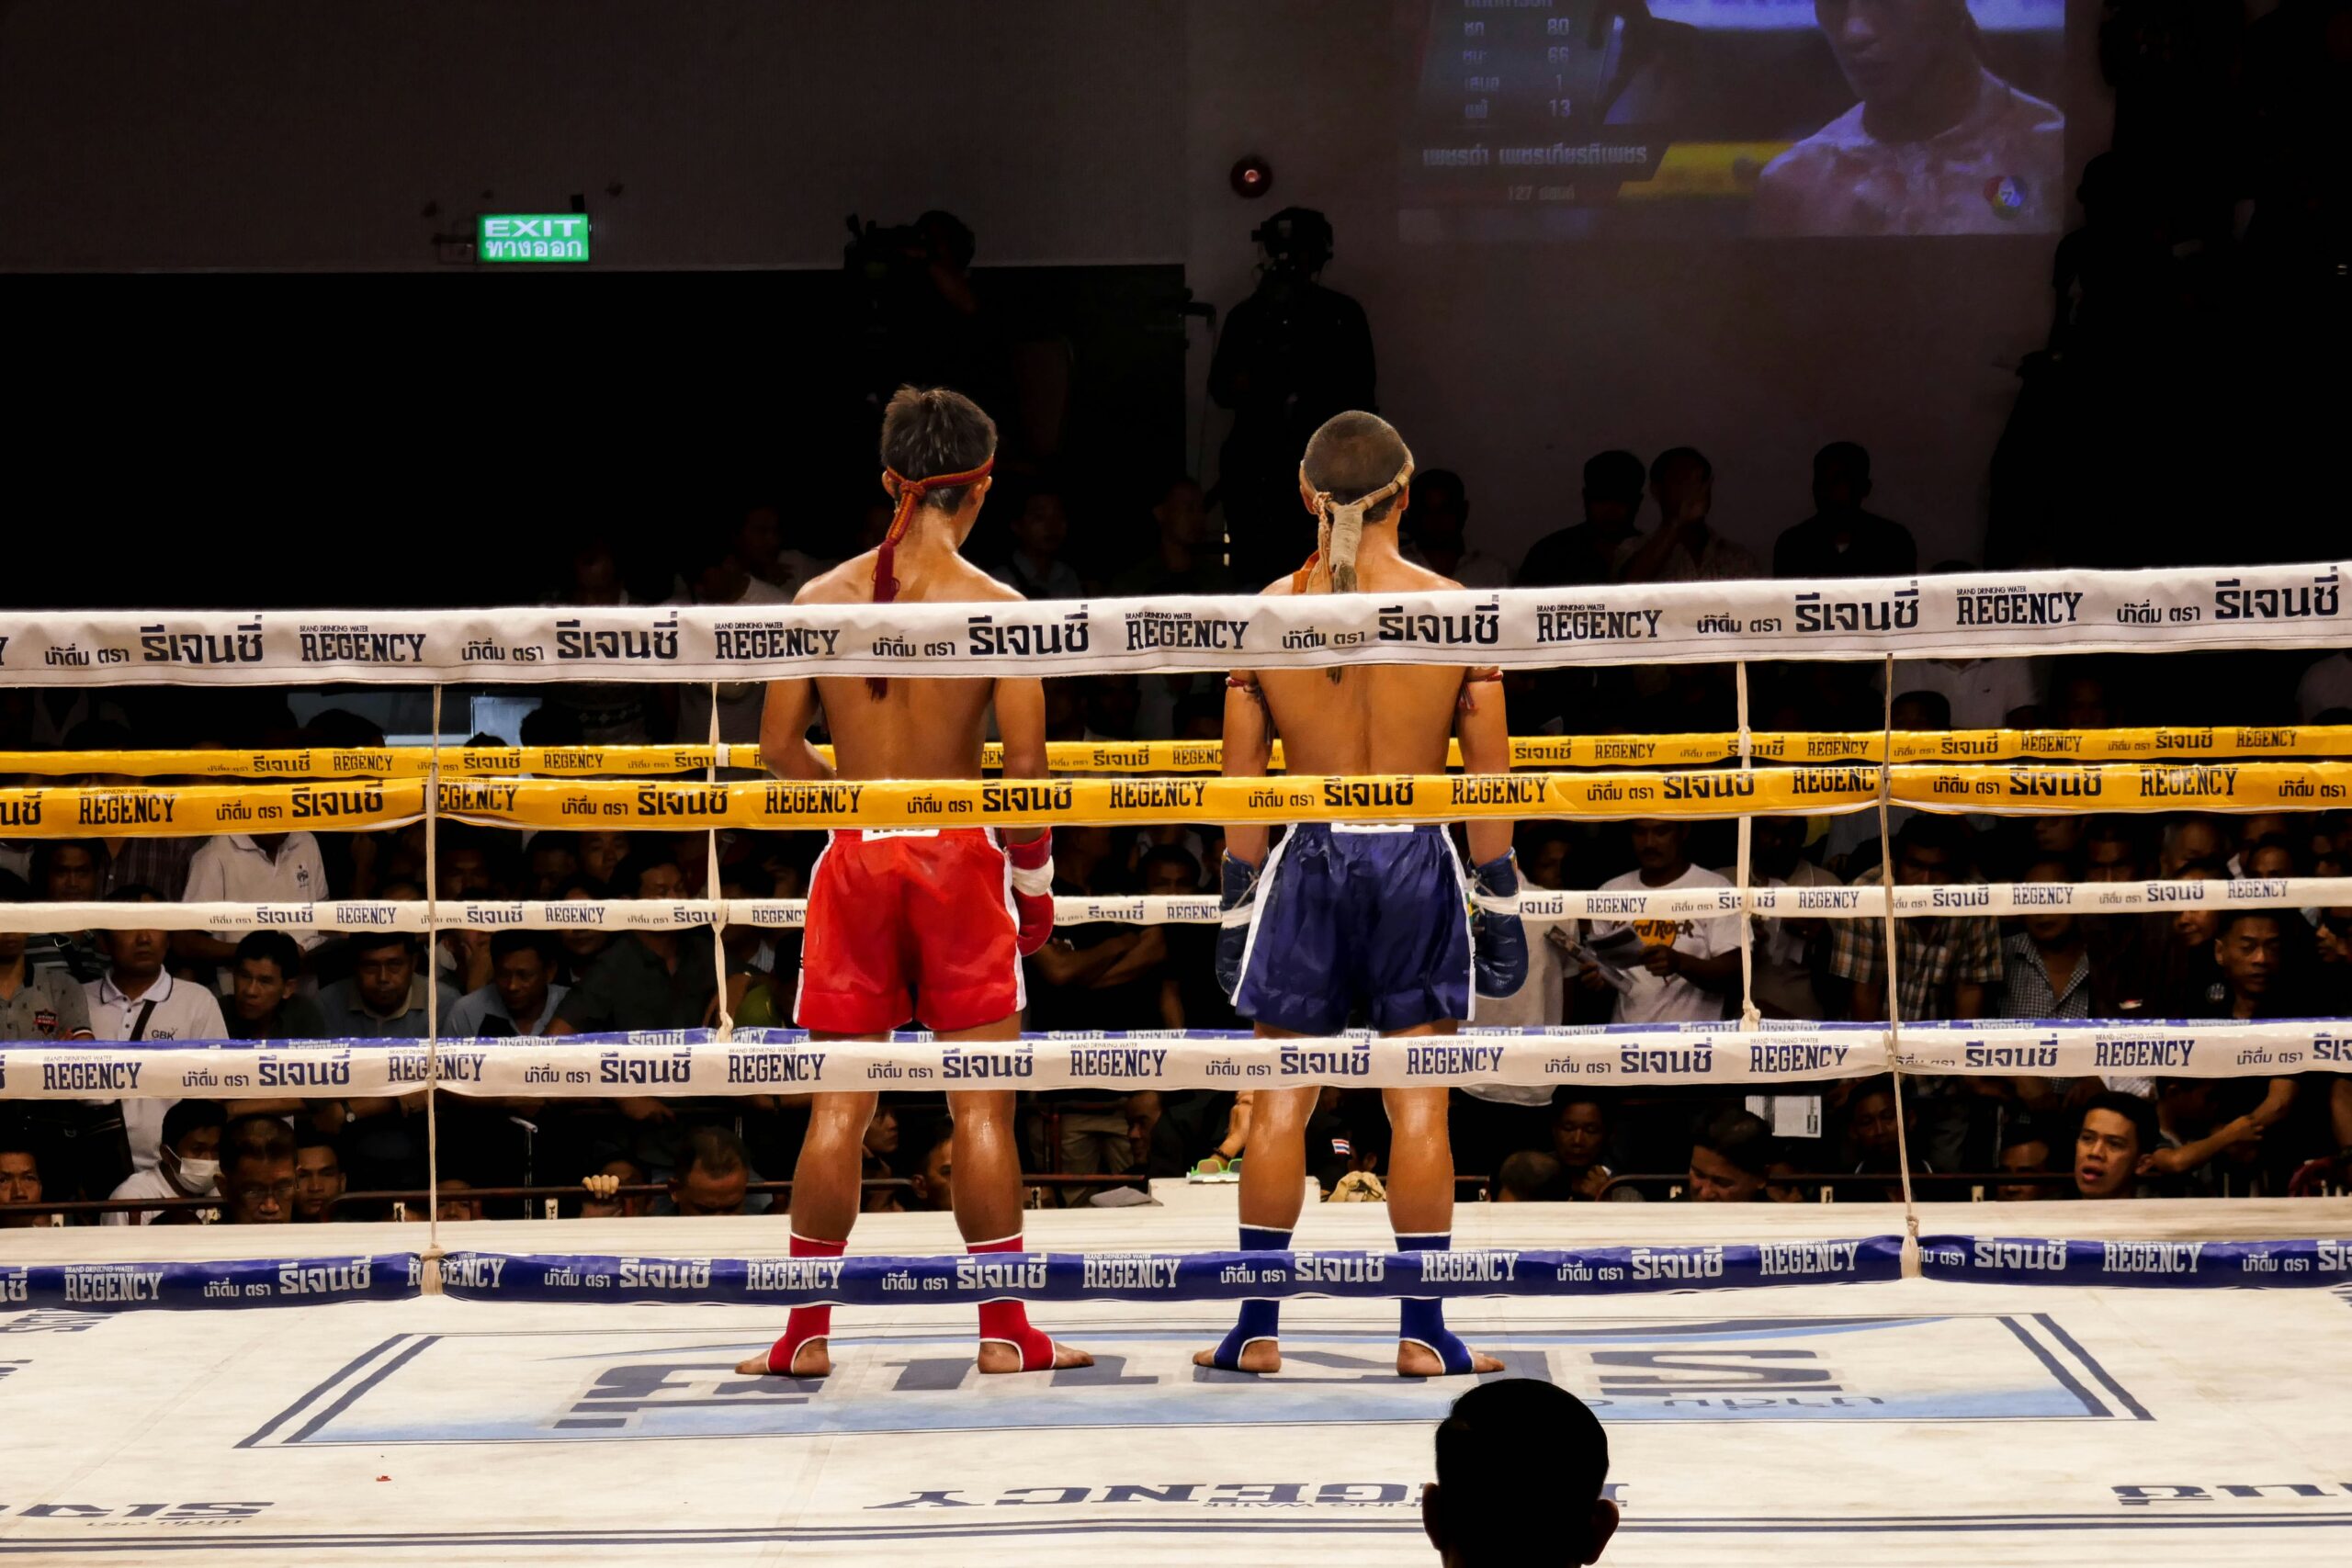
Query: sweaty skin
744 493 1091 1377
1200 505 1513 1376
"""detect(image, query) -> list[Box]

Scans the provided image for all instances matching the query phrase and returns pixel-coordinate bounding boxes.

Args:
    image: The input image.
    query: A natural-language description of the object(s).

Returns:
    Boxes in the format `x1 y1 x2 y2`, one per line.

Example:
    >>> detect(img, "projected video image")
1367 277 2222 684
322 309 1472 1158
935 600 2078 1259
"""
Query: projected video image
1401 0 2067 240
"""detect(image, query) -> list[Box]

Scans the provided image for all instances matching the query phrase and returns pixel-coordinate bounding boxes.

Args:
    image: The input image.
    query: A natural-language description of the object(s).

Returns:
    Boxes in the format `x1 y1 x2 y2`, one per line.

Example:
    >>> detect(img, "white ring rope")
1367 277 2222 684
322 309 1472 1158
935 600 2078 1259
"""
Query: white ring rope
8 569 2346 1236
11 880 2345 935
1875 657 1923 1273
3 563 2340 686
0 1018 2335 1099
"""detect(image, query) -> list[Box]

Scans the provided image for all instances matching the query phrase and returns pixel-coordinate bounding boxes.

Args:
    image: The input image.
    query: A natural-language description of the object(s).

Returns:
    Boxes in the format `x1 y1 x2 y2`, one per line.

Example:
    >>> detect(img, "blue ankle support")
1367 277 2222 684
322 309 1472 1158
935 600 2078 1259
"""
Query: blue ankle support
1208 1224 1292 1371
1395 1231 1476 1375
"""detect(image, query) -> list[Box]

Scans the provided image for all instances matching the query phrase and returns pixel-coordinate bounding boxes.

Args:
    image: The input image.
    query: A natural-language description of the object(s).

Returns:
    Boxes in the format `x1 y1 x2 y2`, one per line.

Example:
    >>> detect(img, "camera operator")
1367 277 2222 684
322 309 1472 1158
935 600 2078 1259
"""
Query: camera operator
1209 207 1376 588
843 209 1010 420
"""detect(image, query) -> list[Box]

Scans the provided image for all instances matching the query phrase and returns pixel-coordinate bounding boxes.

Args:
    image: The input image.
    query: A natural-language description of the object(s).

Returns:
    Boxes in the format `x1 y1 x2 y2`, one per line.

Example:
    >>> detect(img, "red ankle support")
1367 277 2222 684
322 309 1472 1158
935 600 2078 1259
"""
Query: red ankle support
763 1235 847 1375
968 1234 1057 1370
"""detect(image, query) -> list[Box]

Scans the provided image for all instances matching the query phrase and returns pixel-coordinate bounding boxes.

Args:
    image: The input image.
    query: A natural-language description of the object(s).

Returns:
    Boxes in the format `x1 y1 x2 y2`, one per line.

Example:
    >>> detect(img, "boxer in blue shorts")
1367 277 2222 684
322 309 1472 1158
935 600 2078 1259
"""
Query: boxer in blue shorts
1197 411 1528 1378
1230 821 1471 1035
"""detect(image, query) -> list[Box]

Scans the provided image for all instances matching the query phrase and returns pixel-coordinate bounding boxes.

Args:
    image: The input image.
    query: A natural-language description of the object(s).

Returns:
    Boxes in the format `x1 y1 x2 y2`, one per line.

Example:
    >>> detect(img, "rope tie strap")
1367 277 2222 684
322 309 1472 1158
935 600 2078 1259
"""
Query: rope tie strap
1876 656 1922 1278
1290 440 1417 684
0 1020 2334 1100
707 683 734 1043
422 683 446 1293
866 457 995 698
1733 660 1762 1032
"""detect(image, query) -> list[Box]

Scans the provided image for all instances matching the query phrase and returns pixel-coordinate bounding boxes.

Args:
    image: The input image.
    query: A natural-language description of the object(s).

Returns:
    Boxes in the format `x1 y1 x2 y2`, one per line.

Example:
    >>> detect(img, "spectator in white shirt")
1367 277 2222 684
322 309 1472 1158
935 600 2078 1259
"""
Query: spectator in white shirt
1884 654 2041 729
176 829 331 970
678 523 794 747
104 1098 224 1224
1476 831 1570 1035
447 931 569 1036
1586 820 1742 1023
1458 832 1574 1180
85 886 228 1174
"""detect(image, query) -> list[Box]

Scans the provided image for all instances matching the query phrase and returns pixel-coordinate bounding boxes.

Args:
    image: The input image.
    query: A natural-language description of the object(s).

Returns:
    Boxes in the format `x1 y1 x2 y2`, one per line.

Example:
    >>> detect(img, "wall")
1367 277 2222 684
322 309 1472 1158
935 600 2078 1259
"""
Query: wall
0 0 1187 269
0 0 2086 569
1182 0 2062 571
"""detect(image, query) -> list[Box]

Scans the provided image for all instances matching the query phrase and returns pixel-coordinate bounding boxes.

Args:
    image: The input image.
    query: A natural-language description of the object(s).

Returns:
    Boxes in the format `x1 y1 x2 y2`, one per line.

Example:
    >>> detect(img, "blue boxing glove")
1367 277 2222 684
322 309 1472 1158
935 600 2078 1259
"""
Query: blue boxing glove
1216 852 1263 998
1469 851 1529 999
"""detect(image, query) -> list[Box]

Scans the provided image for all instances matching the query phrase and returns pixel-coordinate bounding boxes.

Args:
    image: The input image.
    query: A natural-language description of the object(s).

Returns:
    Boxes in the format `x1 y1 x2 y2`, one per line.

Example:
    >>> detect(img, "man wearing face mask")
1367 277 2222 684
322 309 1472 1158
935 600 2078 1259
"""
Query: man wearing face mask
103 1100 225 1225
83 886 227 1191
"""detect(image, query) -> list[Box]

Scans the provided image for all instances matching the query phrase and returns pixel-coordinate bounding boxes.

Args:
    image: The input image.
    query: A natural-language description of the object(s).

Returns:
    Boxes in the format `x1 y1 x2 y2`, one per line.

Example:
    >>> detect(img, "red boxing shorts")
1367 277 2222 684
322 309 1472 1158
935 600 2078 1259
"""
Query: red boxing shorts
795 828 1026 1034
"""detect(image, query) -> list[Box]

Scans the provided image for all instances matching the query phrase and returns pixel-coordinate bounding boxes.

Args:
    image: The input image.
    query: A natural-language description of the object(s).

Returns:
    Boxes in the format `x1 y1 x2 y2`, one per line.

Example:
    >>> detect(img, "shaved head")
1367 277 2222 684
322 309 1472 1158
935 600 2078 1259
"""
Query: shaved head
1298 411 1413 595
1301 412 1410 520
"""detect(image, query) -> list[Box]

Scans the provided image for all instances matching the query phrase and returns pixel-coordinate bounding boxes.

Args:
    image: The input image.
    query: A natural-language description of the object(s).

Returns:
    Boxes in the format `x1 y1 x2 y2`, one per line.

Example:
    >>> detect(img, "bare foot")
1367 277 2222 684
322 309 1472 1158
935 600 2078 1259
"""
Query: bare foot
1193 1339 1281 1374
734 1339 829 1378
978 1340 1094 1374
1397 1342 1504 1377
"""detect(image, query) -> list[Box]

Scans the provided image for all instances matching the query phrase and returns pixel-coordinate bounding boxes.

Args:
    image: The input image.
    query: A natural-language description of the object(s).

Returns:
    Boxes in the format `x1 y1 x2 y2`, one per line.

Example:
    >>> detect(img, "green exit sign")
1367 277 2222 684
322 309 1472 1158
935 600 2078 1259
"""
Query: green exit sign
478 214 591 264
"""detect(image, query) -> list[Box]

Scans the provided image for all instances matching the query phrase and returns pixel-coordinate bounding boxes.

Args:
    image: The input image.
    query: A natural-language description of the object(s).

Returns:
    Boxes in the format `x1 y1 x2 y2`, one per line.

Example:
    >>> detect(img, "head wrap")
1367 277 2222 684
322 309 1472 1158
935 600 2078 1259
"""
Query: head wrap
873 457 996 606
864 456 994 697
1292 444 1414 596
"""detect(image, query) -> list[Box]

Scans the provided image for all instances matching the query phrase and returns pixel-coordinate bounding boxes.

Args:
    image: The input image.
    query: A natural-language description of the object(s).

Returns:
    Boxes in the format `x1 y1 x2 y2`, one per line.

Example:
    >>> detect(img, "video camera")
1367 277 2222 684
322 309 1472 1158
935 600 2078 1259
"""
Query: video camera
1250 206 1333 277
843 211 976 288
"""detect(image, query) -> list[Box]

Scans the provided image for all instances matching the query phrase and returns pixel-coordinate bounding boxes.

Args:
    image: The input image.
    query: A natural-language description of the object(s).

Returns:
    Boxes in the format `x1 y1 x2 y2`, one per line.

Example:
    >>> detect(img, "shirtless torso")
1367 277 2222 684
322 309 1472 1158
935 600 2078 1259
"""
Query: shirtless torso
739 454 1088 1379
1202 470 1516 1378
771 550 1019 784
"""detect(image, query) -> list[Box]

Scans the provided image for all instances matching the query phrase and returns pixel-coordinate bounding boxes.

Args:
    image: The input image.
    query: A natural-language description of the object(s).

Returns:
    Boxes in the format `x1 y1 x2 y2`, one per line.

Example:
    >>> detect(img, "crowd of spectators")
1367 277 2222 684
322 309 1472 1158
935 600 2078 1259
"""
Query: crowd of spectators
4 445 2350 1228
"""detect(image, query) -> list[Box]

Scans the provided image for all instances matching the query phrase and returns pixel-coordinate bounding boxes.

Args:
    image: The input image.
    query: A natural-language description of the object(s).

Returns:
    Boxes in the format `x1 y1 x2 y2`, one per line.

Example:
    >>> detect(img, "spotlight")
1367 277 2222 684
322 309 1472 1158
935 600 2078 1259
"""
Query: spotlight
1229 155 1273 199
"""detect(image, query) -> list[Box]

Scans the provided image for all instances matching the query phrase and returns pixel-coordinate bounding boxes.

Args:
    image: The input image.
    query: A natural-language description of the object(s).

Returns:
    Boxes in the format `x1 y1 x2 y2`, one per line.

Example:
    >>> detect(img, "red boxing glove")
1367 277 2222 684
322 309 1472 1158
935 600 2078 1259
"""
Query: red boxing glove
1005 830 1055 955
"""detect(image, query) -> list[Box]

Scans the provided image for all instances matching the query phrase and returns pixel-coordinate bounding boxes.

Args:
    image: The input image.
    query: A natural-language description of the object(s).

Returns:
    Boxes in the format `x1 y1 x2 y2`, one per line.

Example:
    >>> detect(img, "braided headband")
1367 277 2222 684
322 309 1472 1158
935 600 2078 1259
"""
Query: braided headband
873 457 995 605
866 457 994 698
1292 446 1414 596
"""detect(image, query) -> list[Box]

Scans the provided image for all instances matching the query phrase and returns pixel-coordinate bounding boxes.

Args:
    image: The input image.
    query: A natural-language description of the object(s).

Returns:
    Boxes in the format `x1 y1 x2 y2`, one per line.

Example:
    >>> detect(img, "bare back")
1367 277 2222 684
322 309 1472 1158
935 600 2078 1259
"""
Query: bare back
1255 553 1468 777
763 543 1034 784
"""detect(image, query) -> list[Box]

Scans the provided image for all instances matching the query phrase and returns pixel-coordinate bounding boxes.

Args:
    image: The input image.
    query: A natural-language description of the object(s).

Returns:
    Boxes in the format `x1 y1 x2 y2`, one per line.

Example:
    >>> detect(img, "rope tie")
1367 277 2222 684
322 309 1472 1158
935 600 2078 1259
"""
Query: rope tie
1292 446 1415 599
707 682 733 1043
866 457 994 698
1293 446 1413 684
1734 661 1761 1032
1875 657 1922 1277
421 683 446 1294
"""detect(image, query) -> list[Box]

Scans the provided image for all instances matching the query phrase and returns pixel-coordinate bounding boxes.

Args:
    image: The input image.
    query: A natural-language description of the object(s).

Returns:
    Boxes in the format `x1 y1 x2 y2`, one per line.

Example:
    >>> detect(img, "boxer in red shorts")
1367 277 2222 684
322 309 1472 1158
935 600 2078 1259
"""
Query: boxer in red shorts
737 386 1091 1379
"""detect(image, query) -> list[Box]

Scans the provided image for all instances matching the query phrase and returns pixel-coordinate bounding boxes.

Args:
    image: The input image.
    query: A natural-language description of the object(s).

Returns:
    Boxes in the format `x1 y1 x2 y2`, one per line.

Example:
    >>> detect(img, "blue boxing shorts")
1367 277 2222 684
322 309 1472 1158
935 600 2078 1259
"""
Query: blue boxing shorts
1229 822 1474 1035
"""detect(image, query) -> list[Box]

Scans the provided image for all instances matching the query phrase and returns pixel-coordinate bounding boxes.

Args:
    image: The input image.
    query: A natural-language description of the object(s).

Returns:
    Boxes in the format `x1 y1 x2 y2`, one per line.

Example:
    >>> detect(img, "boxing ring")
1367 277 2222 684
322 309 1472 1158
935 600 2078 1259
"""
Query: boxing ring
4 1197 2351 1562
4 563 2351 1563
